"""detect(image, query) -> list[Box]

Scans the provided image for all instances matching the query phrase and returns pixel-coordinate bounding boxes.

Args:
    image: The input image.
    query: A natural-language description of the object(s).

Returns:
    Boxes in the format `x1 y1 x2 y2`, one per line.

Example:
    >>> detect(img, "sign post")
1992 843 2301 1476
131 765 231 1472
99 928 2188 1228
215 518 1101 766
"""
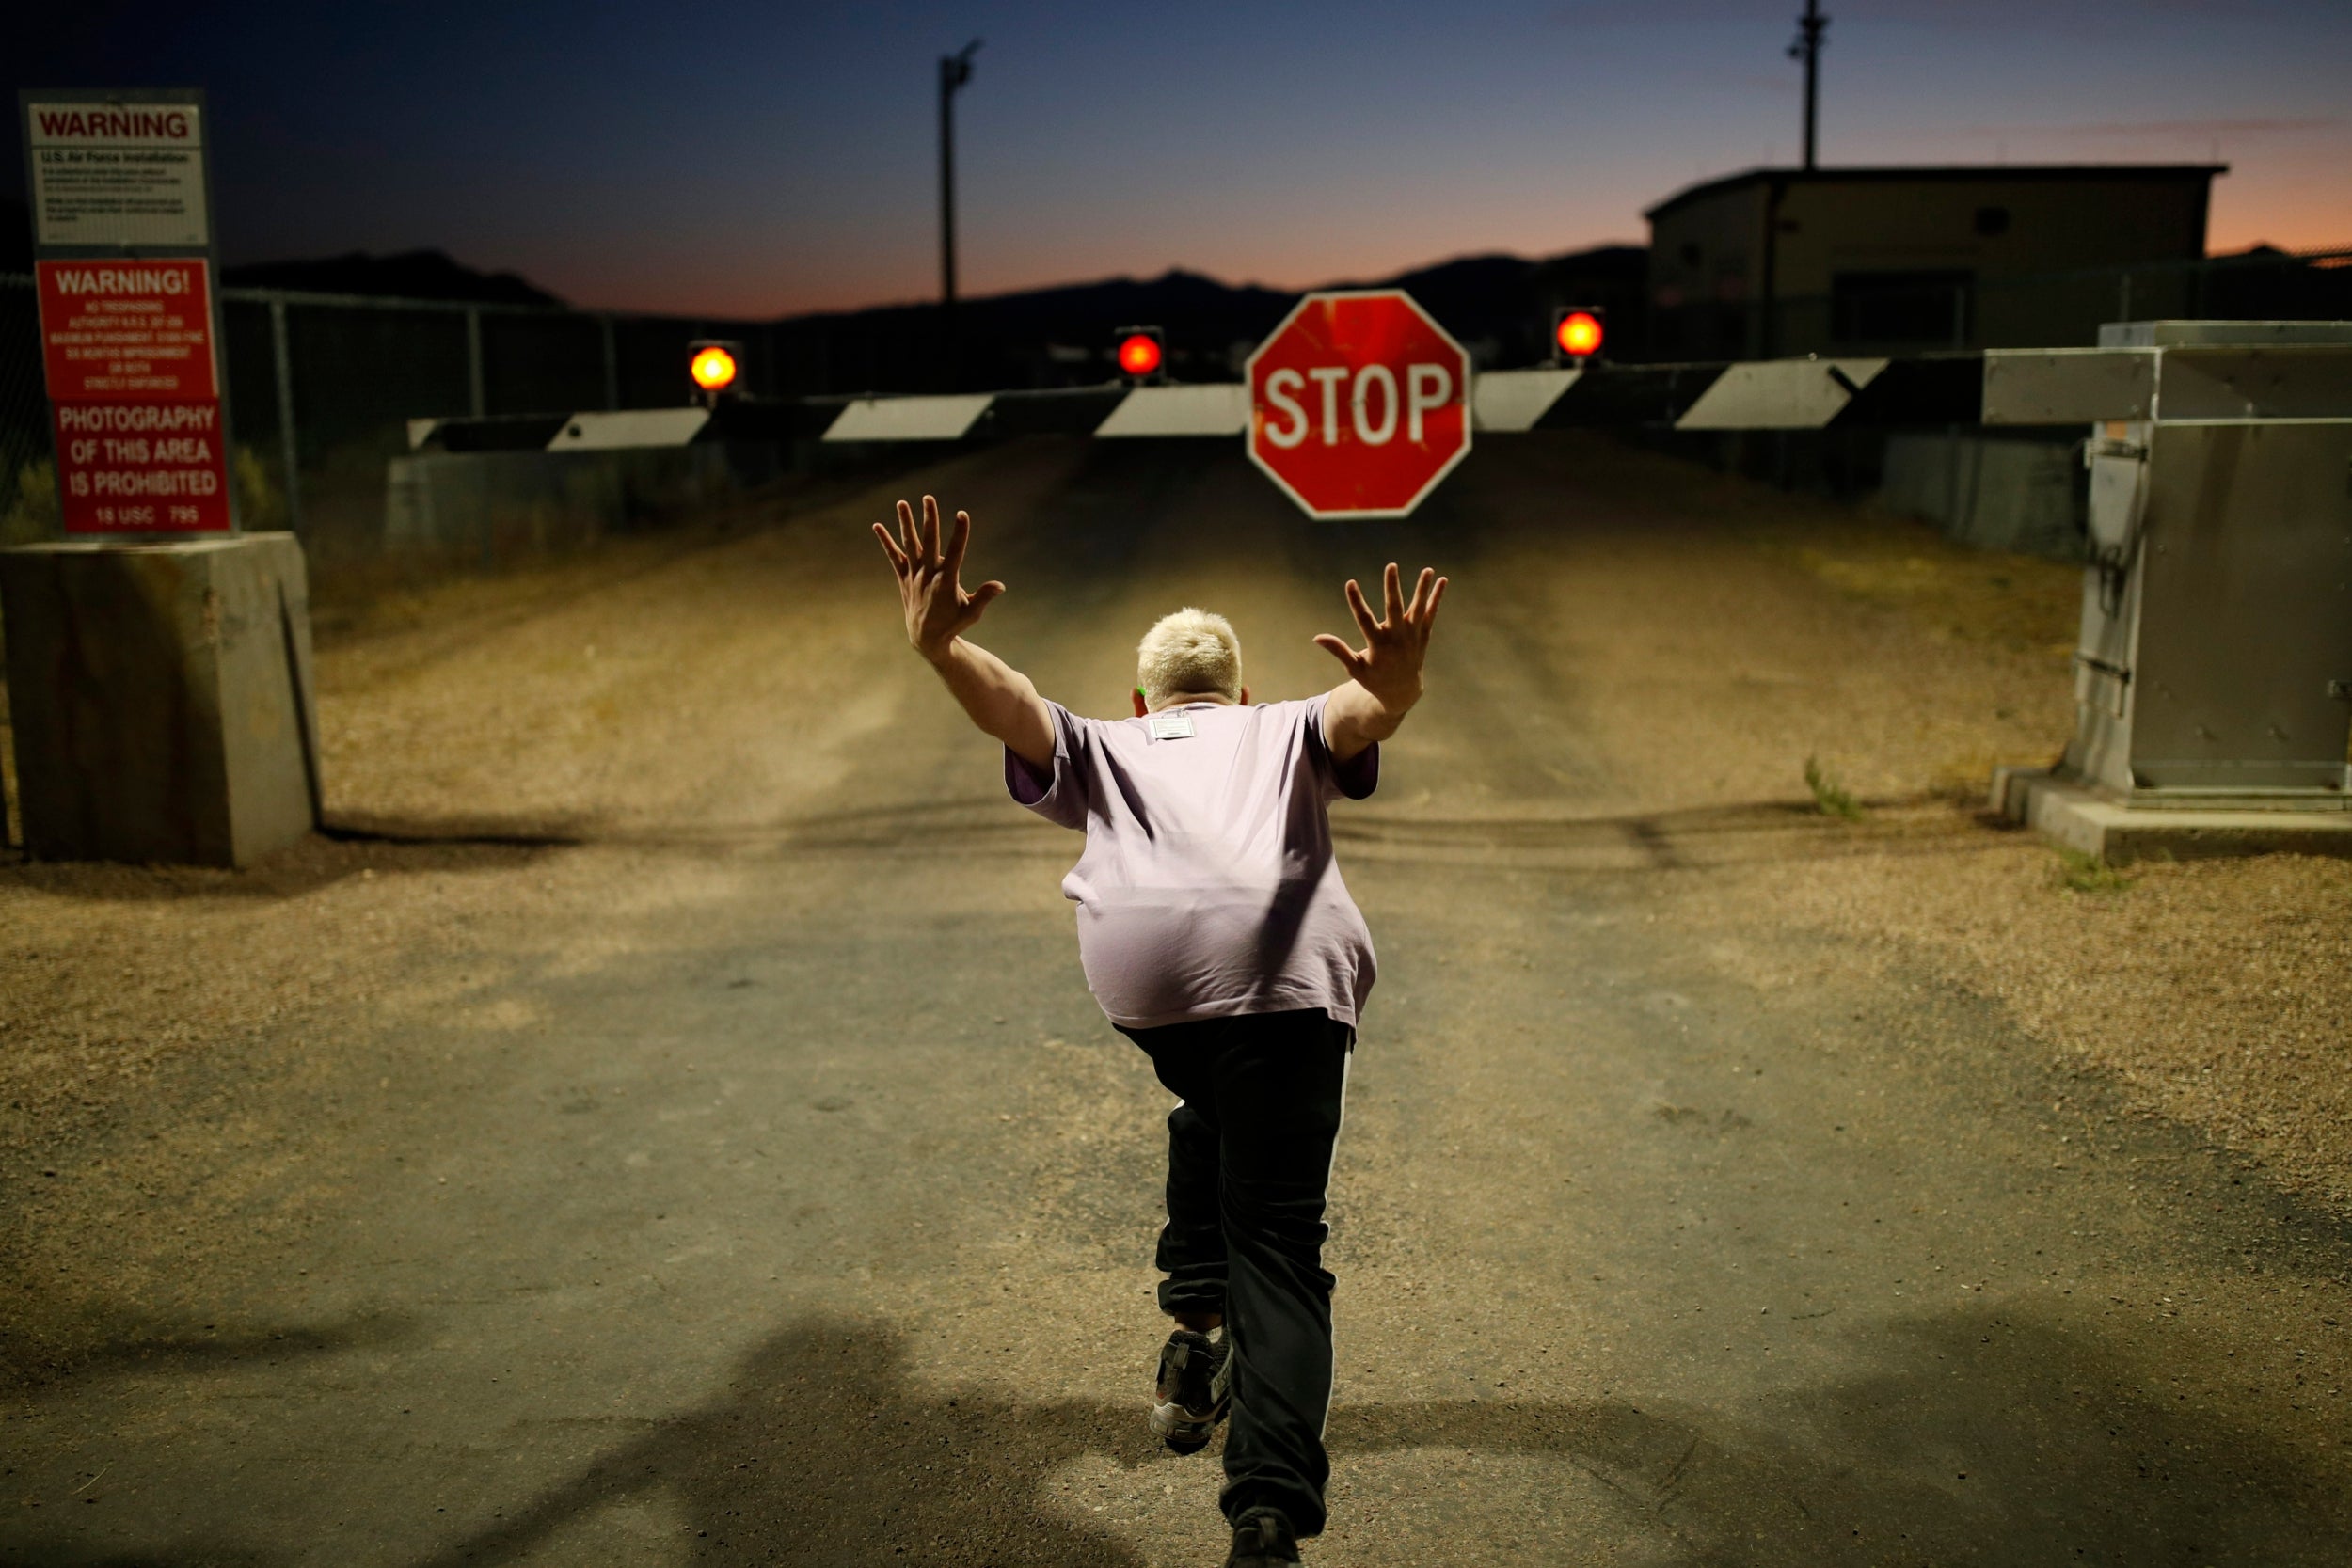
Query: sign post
21 88 235 535
4 90 321 868
1246 290 1471 519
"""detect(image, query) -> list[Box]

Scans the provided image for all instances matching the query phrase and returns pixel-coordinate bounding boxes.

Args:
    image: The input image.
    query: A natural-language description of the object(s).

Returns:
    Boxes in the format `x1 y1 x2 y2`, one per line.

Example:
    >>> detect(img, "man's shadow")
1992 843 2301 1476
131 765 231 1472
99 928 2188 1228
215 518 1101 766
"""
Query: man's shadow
420 1316 1144 1566
413 1306 2352 1567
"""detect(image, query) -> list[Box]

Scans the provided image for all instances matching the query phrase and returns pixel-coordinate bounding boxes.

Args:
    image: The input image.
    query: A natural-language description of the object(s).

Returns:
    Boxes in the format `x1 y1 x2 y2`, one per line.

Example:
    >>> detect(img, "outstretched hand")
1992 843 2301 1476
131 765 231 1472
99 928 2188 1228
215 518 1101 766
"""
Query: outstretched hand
873 495 1005 661
1313 562 1447 709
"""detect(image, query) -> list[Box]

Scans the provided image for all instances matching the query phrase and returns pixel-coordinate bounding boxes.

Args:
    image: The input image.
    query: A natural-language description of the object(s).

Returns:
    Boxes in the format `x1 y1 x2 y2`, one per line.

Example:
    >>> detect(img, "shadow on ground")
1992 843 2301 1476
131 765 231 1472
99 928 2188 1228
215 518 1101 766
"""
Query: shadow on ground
24 1305 2284 1567
1339 1302 2350 1564
0 1303 413 1402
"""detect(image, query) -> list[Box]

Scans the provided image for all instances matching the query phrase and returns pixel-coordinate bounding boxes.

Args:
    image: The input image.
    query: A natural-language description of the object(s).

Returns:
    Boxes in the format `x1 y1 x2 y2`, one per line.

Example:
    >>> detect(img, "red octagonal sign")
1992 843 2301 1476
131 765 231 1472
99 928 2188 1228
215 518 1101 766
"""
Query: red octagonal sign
1246 289 1470 519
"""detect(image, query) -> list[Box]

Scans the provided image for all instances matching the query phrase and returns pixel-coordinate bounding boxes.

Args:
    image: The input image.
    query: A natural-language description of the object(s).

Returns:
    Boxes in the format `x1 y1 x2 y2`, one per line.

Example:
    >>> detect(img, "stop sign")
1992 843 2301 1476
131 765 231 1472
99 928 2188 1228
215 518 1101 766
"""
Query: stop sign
1246 290 1470 518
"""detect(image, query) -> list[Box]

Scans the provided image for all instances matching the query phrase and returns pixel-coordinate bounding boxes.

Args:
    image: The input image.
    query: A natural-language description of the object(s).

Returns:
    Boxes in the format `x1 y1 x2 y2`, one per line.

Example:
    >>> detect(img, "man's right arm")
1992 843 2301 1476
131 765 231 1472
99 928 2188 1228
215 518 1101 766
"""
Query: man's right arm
874 494 1056 770
924 637 1056 770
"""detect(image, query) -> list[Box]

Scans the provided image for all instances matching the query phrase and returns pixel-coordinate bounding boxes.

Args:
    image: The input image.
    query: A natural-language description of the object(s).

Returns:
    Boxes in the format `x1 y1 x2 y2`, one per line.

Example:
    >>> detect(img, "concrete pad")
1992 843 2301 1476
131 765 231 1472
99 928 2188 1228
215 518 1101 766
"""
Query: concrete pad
0 533 319 866
1992 765 2352 866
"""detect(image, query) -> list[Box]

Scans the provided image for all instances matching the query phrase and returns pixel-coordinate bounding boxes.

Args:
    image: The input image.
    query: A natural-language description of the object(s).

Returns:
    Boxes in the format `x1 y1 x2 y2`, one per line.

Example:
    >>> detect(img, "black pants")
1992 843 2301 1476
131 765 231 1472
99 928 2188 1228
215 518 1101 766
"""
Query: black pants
1119 1007 1354 1537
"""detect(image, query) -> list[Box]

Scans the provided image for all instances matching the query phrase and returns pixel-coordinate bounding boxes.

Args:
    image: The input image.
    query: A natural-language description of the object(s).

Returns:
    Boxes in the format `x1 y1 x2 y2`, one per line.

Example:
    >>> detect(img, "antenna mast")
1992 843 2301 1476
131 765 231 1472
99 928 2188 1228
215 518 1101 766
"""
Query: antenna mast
1788 1 1828 170
939 37 983 375
931 37 978 392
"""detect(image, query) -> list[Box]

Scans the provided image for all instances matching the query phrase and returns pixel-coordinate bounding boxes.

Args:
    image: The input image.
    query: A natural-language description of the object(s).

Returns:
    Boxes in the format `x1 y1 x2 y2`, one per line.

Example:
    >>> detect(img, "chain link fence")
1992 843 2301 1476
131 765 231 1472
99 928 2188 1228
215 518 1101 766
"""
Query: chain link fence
1 274 774 560
0 277 50 545
5 245 2349 558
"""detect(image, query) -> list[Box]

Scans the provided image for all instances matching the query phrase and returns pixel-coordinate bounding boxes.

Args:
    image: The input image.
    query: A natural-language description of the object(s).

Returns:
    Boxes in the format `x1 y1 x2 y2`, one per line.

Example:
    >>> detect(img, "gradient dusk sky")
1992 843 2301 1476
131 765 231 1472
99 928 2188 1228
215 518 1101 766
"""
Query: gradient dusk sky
12 1 2351 317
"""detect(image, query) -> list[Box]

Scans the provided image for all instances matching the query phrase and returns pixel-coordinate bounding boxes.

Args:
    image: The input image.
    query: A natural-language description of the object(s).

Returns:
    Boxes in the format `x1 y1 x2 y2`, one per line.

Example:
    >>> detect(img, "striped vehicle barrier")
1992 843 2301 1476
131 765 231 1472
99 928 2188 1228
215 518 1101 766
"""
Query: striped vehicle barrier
405 348 2191 455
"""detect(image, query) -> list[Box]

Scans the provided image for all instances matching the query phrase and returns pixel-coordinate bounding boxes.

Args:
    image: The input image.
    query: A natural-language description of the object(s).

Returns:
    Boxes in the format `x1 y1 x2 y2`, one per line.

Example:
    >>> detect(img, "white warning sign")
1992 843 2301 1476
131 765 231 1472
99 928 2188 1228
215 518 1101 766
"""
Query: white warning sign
26 101 210 248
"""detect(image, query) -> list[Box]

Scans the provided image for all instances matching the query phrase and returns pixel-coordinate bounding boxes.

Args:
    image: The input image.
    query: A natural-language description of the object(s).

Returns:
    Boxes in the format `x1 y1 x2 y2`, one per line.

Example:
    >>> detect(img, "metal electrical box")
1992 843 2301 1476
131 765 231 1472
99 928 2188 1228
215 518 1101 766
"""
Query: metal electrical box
2051 325 2352 806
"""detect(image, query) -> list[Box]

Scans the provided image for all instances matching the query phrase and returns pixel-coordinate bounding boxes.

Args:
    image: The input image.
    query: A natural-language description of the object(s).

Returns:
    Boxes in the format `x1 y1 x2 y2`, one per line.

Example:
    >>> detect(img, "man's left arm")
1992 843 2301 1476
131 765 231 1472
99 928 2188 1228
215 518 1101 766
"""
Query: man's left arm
1314 562 1448 766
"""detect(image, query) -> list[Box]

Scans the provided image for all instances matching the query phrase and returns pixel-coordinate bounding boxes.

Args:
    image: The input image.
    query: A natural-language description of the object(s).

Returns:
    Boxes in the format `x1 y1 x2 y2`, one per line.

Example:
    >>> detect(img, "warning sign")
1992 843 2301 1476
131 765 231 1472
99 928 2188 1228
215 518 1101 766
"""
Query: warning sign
51 401 232 534
25 100 210 248
36 258 220 401
24 90 234 536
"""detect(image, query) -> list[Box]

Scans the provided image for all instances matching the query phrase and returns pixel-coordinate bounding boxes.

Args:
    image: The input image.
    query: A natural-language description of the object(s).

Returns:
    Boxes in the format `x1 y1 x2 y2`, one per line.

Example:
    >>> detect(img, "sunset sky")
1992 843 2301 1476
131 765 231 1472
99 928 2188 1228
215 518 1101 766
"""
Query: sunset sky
12 0 2351 317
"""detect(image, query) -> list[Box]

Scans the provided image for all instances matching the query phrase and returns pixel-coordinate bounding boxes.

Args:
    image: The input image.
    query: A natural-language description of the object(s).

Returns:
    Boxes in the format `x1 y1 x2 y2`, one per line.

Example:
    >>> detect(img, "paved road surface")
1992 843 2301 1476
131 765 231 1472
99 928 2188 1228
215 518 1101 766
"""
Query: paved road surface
6 436 2347 1566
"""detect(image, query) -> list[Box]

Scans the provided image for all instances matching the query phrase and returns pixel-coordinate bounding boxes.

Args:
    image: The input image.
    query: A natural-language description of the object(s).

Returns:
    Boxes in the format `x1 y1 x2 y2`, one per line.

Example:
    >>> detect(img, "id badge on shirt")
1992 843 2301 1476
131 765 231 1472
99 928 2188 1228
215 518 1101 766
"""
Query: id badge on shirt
1149 711 1197 740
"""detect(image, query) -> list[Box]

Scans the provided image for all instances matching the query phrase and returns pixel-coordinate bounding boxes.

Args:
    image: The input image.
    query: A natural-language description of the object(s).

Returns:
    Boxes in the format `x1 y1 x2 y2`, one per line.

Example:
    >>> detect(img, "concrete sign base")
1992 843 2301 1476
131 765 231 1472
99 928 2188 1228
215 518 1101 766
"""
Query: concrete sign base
1 533 320 866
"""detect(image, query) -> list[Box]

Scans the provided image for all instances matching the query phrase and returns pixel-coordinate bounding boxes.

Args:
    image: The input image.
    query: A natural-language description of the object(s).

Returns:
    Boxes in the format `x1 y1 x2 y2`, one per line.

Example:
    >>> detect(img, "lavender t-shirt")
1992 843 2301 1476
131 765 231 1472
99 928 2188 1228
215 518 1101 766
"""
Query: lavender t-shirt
1006 695 1379 1030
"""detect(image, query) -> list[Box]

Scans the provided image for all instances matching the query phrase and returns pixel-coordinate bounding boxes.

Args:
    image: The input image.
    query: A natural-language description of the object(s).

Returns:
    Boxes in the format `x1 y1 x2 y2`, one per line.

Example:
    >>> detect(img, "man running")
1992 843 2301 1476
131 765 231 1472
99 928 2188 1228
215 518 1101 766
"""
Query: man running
874 495 1445 1568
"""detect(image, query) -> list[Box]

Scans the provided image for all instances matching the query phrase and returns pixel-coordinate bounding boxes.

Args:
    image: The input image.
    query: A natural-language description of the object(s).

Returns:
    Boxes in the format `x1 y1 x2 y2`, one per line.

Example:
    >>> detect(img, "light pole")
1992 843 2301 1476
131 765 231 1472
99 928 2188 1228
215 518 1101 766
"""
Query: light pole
1788 1 1828 170
939 37 982 385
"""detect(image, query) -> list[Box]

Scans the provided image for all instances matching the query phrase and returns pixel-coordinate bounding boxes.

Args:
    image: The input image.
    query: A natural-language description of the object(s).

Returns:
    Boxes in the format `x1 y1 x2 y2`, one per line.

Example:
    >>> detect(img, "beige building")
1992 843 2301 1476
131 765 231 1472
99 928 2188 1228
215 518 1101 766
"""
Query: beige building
1645 165 2220 359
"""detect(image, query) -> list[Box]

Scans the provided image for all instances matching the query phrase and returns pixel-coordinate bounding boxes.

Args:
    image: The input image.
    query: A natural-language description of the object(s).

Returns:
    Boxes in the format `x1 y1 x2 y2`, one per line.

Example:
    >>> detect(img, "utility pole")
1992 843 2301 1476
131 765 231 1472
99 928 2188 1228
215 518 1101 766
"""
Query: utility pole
939 37 982 386
1788 1 1828 171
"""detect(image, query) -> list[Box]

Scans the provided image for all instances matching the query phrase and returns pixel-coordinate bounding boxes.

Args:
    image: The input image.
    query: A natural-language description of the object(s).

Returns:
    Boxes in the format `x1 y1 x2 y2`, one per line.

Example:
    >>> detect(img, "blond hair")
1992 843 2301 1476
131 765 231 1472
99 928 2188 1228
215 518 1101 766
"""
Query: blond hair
1136 607 1242 709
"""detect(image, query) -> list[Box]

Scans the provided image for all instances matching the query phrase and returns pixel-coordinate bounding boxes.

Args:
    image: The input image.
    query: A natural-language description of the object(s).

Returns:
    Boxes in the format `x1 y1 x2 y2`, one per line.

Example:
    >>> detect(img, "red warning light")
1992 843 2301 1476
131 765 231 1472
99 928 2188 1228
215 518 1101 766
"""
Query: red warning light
1555 310 1603 359
1117 333 1163 377
691 344 739 393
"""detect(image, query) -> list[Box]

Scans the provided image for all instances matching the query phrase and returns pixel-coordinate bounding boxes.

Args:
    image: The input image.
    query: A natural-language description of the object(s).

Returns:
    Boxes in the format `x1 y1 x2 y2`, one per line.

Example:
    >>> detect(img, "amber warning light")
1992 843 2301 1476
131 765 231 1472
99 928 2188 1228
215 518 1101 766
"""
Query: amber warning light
1115 331 1162 380
690 343 739 394
1553 309 1604 363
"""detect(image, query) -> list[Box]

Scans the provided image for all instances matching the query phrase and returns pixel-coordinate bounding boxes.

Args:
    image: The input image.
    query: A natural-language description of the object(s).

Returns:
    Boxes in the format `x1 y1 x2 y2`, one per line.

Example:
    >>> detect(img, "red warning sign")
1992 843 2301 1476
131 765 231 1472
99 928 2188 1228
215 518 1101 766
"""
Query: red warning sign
51 402 232 533
37 258 220 400
35 257 230 533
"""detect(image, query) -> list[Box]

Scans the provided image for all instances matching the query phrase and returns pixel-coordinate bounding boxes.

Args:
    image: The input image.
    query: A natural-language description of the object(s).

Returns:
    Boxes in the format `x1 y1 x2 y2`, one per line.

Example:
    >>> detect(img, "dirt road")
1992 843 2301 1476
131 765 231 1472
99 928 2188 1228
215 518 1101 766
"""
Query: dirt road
4 436 2346 1565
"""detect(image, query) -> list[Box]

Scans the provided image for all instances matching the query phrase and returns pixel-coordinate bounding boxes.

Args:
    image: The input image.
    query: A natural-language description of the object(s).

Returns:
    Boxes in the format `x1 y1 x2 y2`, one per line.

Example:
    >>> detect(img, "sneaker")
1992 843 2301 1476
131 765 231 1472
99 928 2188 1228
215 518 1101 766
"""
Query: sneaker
1150 1326 1232 1454
1223 1505 1300 1566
